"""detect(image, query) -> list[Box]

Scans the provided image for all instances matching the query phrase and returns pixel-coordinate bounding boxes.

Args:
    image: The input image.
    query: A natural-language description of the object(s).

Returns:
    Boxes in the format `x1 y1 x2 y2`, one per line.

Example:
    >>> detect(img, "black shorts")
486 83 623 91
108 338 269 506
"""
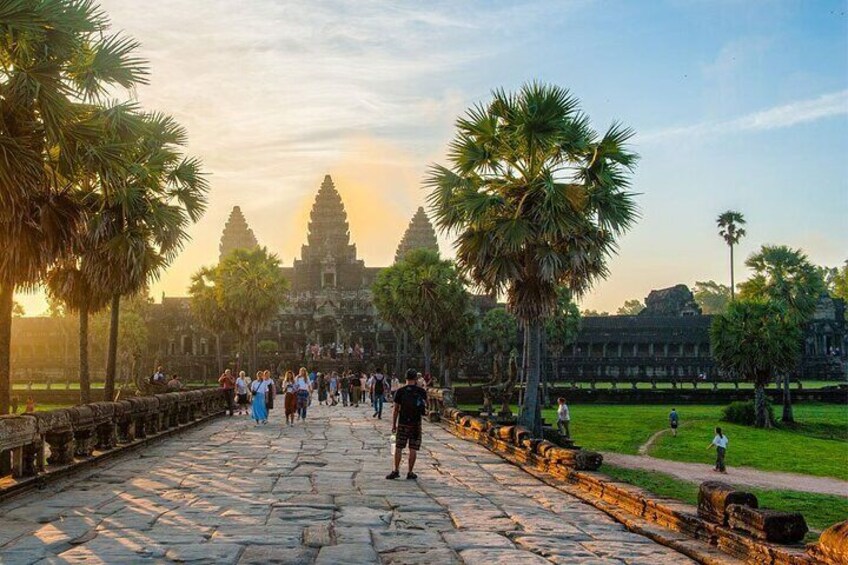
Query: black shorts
395 424 422 451
237 393 249 405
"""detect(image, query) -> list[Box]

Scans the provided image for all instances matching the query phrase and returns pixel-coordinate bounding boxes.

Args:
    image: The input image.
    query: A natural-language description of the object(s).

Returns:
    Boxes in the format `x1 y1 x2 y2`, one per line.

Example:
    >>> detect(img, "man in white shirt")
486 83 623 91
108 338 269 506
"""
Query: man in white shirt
556 397 570 438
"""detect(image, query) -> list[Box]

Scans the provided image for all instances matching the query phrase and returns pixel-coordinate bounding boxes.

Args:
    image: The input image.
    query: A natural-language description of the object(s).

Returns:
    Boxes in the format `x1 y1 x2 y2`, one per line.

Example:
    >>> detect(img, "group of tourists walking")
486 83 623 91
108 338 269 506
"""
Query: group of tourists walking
218 365 428 479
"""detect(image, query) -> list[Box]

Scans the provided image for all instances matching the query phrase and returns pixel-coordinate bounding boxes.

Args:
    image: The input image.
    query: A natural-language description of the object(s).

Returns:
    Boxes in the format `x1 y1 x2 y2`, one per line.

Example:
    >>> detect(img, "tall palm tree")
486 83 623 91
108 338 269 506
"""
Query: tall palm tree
716 210 746 299
88 111 208 401
189 266 229 375
427 82 639 436
0 0 148 413
45 261 110 404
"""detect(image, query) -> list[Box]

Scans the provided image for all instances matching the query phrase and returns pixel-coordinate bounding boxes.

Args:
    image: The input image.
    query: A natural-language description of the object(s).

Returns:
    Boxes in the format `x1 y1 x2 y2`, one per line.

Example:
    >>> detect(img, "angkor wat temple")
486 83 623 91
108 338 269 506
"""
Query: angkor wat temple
9 175 847 384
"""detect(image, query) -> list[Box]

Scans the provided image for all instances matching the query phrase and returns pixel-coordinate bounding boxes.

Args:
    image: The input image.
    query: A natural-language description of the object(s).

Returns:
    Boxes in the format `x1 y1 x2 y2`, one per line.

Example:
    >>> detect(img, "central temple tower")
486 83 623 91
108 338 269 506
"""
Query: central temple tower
290 175 370 293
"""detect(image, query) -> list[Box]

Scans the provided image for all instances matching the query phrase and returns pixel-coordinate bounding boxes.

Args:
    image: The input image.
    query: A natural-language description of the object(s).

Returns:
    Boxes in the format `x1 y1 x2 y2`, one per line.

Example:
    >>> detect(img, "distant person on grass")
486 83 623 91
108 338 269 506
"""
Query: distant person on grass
556 397 570 438
708 426 728 473
387 369 428 481
669 408 679 437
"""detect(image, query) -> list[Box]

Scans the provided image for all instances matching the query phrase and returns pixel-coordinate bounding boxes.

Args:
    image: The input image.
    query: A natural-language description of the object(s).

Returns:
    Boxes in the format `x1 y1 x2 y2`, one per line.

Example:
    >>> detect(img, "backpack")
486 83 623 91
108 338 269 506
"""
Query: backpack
374 375 385 394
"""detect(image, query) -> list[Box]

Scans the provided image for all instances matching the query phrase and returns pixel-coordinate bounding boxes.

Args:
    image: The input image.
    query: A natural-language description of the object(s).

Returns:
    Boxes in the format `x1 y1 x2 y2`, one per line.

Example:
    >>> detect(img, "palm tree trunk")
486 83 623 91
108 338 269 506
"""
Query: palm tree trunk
754 381 770 428
79 301 91 404
438 343 445 385
0 285 13 414
782 373 794 423
250 332 258 375
519 319 543 437
423 334 432 376
215 333 223 375
402 331 408 375
104 293 120 401
730 244 735 299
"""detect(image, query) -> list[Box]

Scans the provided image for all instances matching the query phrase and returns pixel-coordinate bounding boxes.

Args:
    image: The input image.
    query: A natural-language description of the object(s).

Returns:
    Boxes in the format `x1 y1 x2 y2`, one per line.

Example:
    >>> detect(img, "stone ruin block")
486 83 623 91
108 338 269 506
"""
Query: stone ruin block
573 450 603 471
68 405 96 457
726 504 808 544
697 481 758 526
813 520 848 565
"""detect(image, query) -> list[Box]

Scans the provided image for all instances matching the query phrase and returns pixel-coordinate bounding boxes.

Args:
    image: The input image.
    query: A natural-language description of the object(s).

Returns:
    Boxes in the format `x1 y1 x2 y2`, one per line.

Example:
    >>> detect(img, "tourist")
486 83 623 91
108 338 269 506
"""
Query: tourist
263 370 275 413
282 370 297 425
11 396 19 414
669 408 679 437
151 366 166 384
295 367 312 421
372 370 387 419
316 372 327 405
218 369 236 416
328 372 338 406
390 374 400 402
250 373 271 425
167 374 182 390
350 372 362 407
707 427 728 473
556 397 570 438
387 369 428 480
339 372 351 407
25 397 35 413
235 371 250 415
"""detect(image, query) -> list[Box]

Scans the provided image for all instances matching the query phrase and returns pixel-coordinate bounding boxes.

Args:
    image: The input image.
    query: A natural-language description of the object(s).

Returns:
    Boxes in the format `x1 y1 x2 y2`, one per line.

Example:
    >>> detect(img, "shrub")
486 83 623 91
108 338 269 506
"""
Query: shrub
722 400 774 426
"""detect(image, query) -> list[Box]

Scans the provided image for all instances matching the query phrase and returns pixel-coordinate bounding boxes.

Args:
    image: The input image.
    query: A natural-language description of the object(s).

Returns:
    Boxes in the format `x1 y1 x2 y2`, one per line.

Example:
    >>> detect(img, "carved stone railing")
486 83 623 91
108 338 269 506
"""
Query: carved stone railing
426 387 846 565
0 389 227 496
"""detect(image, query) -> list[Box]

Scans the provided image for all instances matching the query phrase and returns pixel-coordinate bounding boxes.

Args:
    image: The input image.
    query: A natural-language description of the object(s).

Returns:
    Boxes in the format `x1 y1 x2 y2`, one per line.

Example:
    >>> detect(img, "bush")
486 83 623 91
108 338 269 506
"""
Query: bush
722 399 774 426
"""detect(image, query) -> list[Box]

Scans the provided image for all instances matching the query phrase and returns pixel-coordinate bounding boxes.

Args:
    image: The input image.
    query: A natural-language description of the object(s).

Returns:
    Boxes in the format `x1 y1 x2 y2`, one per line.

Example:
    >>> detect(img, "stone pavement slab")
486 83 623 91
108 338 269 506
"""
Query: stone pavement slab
0 403 697 564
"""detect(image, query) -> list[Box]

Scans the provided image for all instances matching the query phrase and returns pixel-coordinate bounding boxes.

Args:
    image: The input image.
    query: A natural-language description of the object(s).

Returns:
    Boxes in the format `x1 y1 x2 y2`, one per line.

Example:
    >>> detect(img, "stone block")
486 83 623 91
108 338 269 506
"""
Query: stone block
697 481 758 525
726 504 808 544
814 520 848 565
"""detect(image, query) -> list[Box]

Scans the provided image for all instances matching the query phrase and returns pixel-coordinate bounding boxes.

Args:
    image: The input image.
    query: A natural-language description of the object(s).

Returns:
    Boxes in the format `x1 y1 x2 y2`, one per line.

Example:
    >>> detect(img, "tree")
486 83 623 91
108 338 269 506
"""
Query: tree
91 292 150 397
0 0 148 414
693 280 731 314
481 308 519 362
373 249 470 378
581 309 610 317
711 299 801 428
427 82 638 436
189 266 229 375
738 245 825 423
544 288 581 404
616 299 645 315
716 211 746 299
373 264 410 377
825 261 848 321
45 262 110 403
257 340 279 355
215 247 289 374
90 111 208 401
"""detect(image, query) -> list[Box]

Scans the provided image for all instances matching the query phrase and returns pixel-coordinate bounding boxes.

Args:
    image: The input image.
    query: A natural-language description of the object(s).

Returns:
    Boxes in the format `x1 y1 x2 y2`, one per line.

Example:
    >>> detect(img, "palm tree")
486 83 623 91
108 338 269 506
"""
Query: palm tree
189 267 229 375
0 0 148 413
427 82 639 436
215 247 289 374
89 111 208 401
45 261 110 404
716 211 746 299
711 299 801 428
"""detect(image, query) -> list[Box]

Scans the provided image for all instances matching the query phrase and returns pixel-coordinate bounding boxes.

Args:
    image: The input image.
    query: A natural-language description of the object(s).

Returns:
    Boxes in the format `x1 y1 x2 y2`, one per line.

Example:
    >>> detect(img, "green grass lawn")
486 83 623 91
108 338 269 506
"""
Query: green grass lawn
602 464 847 539
461 402 848 480
455 379 845 390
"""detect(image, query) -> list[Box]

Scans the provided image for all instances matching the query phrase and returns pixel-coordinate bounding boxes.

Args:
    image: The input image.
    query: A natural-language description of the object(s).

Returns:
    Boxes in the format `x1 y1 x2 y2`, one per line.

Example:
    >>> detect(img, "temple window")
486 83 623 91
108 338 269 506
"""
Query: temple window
322 272 336 288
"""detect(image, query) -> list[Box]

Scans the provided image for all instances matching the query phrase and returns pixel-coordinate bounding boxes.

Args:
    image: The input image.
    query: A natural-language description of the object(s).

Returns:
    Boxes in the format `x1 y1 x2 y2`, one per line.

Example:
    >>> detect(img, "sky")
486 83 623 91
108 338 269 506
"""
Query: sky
14 0 848 316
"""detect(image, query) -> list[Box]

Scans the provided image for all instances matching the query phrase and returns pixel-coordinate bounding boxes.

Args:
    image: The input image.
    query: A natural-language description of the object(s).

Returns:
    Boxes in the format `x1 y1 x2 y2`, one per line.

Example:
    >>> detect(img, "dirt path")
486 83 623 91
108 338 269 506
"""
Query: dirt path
601 451 848 497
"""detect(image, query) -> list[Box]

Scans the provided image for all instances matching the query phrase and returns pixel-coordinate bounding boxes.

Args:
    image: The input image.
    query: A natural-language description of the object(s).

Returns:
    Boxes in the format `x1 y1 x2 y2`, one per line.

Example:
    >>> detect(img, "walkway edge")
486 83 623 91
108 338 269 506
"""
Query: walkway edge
0 410 225 505
435 417 818 565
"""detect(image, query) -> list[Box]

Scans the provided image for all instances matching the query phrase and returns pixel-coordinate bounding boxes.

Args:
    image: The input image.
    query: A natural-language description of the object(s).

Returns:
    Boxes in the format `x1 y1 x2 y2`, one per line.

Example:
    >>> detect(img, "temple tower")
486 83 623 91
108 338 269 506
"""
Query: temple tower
219 206 259 262
291 174 367 292
395 206 439 262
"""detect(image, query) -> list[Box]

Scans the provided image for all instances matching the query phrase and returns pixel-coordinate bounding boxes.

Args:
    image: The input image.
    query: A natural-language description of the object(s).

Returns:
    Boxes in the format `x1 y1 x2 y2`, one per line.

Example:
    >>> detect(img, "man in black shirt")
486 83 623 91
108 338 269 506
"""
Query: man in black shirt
386 368 428 480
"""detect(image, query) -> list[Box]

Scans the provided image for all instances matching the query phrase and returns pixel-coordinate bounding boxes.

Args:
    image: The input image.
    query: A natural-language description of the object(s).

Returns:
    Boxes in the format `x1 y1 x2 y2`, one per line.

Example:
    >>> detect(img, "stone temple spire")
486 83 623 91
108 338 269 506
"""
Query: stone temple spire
301 174 357 263
395 206 439 263
219 206 259 262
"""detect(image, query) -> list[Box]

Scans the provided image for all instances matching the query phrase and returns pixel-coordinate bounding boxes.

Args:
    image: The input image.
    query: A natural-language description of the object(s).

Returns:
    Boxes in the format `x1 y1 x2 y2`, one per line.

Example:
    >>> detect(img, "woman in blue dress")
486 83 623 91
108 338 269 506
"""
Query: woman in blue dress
251 373 270 425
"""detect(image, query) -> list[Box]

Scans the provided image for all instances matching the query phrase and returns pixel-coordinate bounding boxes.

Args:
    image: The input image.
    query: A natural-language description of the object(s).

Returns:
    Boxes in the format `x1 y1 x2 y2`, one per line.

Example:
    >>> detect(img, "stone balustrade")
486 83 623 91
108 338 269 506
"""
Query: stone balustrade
0 389 227 494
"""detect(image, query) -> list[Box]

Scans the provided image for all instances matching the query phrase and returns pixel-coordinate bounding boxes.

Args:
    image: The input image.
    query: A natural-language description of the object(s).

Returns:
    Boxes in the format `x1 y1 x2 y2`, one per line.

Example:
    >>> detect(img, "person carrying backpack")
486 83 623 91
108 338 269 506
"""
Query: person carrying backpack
386 368 428 480
372 371 387 419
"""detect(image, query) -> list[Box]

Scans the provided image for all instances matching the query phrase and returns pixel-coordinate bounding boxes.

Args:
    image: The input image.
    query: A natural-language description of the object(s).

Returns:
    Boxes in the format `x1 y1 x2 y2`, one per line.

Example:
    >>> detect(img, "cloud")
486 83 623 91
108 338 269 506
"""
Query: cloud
640 90 848 142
